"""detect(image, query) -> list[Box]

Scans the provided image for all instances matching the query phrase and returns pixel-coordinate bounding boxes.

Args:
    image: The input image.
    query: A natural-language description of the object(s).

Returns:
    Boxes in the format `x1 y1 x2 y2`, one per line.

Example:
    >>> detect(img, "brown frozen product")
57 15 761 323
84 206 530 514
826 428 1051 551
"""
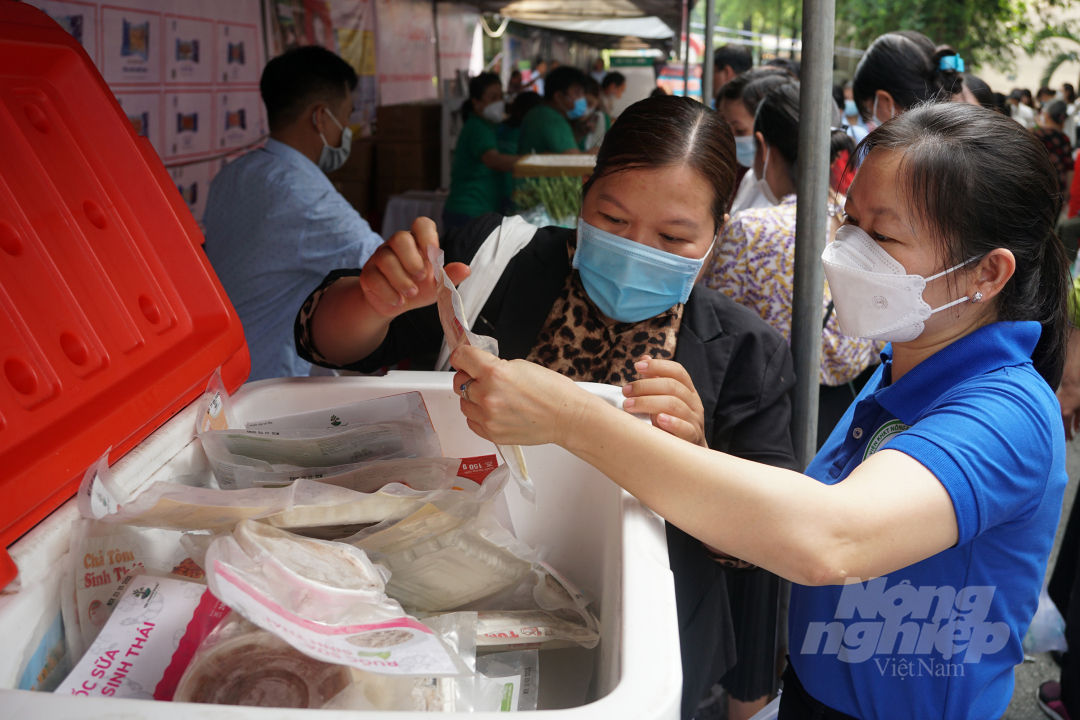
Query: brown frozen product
174 630 352 707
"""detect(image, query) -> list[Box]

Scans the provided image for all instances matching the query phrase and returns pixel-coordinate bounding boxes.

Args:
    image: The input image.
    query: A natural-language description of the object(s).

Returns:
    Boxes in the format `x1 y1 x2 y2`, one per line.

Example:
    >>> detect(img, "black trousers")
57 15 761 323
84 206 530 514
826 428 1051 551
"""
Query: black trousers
1050 491 1080 714
778 662 859 720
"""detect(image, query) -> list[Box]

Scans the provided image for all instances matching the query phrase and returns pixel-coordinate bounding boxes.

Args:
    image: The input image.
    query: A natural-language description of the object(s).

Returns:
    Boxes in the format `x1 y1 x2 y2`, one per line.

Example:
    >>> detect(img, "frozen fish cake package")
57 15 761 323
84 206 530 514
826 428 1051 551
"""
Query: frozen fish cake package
205 521 472 676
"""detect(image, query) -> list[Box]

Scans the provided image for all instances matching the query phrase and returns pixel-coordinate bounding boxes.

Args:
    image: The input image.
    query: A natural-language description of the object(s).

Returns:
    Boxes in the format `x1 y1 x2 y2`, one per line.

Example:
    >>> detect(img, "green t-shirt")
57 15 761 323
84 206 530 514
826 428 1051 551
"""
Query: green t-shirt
445 113 505 218
517 104 577 155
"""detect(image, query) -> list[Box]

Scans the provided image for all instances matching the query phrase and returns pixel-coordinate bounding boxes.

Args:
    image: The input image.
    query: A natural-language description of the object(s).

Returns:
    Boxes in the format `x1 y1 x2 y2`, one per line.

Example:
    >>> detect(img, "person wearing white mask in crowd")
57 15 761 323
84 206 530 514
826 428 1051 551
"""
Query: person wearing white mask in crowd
203 45 381 381
449 100 1071 720
715 67 794 215
703 79 872 450
443 73 521 234
851 31 963 128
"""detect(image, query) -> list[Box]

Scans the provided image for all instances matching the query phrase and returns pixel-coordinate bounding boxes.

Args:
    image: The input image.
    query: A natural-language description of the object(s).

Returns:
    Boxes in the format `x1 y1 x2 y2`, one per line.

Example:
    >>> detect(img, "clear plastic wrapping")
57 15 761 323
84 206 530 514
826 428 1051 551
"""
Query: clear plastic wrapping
475 650 539 711
428 245 535 504
205 521 471 676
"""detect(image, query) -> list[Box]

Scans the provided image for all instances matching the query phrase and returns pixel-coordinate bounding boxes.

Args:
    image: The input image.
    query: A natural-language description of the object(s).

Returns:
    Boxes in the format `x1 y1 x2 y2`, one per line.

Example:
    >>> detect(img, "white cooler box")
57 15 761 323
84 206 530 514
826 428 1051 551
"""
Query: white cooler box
0 373 682 719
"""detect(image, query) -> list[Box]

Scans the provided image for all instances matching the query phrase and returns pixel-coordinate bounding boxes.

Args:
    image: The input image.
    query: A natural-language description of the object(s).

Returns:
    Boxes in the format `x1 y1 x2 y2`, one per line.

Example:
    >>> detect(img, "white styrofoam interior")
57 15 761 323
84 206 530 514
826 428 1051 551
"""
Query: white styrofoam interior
0 373 680 719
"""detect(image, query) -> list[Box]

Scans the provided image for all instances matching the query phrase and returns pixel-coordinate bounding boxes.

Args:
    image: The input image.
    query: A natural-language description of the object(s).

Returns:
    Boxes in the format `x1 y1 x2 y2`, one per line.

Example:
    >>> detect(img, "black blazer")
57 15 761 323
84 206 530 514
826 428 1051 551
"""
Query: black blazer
296 214 799 719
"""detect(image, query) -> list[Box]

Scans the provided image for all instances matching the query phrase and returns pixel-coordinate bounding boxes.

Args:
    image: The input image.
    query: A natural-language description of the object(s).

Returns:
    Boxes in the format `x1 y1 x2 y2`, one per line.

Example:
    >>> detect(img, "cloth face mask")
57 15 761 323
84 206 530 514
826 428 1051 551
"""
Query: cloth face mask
573 217 714 323
316 108 352 173
821 224 975 343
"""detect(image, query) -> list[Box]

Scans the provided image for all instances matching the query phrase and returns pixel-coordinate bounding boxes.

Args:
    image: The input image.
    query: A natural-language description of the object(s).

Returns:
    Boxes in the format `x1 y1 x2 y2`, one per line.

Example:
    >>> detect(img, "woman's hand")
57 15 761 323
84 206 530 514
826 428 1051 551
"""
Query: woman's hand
450 346 592 447
621 355 708 448
360 216 470 318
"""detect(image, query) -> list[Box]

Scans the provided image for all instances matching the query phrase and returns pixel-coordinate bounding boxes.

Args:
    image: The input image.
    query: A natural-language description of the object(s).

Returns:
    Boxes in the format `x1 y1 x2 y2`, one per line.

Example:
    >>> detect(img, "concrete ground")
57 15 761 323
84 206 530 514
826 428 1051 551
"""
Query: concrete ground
1004 437 1080 719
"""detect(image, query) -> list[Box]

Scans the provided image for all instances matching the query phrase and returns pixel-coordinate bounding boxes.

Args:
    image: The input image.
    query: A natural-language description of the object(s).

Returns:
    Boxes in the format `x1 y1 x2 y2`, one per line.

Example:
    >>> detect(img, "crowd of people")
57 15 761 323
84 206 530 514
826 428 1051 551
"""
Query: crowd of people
198 33 1080 720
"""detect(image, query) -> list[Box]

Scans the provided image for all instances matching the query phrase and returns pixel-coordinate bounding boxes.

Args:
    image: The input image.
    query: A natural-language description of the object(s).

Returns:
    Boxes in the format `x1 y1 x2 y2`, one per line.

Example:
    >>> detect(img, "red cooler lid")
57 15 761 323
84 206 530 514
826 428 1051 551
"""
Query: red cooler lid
0 3 249 589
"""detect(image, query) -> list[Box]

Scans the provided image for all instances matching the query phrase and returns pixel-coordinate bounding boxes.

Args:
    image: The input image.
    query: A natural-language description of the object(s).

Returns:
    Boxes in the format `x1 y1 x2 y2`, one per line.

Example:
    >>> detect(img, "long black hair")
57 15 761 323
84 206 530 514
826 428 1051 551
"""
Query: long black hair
852 31 963 119
860 102 1071 387
460 72 501 120
582 95 737 230
754 80 854 186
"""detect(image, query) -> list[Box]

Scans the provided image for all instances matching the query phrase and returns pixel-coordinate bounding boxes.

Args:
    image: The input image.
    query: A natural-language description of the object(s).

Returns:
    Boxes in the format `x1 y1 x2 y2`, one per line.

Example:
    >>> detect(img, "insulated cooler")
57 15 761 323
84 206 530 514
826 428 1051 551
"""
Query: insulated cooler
0 4 681 718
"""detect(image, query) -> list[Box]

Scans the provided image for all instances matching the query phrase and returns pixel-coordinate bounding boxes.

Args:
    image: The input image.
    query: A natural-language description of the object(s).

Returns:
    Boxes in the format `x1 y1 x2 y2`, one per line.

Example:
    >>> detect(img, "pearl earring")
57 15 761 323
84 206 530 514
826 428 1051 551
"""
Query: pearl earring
971 292 983 303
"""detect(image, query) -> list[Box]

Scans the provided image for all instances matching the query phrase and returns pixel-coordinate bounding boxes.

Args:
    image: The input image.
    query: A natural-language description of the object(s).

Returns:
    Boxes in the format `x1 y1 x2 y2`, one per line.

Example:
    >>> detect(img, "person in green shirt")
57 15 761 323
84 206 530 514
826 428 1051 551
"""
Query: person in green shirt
517 66 591 155
443 73 522 233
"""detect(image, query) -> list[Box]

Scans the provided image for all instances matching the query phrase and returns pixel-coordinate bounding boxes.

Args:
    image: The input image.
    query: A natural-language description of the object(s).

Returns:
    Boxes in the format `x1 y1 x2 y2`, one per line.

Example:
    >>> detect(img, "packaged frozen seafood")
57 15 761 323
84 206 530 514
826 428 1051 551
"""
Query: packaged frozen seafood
205 521 471 676
76 452 295 530
199 391 444 490
264 456 497 531
55 574 229 701
200 420 441 490
345 468 535 612
475 610 599 653
174 624 353 707
474 650 539 711
427 245 535 504
68 520 198 655
195 369 237 434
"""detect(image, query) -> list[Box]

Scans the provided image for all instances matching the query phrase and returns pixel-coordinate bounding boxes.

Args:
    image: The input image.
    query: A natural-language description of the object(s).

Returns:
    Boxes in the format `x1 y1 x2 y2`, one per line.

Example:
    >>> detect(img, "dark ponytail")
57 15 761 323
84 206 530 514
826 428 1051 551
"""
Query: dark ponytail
583 95 737 229
460 72 501 120
860 102 1071 387
852 31 963 118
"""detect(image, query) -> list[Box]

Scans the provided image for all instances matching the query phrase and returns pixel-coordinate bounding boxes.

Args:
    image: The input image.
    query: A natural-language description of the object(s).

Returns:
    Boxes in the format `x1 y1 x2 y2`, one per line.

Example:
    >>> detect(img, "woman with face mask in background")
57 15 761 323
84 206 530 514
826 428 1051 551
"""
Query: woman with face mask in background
442 73 522 235
449 100 1072 720
715 66 793 214
703 80 871 449
293 95 799 720
852 31 963 126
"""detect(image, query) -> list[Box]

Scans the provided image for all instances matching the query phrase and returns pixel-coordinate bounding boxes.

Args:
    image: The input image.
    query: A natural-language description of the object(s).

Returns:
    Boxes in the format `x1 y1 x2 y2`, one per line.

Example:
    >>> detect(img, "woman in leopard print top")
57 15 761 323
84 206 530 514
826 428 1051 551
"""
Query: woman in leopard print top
294 96 798 720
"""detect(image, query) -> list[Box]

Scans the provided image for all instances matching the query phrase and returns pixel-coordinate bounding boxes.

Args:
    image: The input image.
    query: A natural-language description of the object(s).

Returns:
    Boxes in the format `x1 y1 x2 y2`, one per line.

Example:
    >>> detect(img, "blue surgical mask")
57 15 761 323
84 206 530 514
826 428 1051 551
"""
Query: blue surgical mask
734 135 756 168
316 108 352 173
573 218 714 323
566 96 588 120
844 99 858 118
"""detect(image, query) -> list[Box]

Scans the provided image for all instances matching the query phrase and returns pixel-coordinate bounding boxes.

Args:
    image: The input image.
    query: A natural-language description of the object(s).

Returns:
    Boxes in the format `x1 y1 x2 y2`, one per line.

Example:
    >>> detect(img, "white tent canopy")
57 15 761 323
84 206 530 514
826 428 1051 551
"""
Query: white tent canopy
510 15 674 39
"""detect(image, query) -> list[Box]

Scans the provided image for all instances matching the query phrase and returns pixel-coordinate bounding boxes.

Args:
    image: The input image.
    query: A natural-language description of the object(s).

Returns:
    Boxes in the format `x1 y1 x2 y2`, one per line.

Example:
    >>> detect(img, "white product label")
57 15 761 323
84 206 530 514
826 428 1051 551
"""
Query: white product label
211 561 460 676
56 576 214 699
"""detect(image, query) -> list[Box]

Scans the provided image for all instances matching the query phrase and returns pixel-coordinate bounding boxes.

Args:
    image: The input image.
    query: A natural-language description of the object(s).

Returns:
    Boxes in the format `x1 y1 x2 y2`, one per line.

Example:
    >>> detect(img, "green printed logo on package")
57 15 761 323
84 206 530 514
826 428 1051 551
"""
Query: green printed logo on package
330 415 342 426
863 419 910 460
501 682 515 711
357 651 392 660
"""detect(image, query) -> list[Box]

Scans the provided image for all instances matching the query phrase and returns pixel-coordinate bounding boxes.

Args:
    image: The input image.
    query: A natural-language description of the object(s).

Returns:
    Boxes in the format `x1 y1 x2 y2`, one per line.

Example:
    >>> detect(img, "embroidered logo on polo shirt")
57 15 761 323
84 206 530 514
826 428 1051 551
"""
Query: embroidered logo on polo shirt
862 419 910 461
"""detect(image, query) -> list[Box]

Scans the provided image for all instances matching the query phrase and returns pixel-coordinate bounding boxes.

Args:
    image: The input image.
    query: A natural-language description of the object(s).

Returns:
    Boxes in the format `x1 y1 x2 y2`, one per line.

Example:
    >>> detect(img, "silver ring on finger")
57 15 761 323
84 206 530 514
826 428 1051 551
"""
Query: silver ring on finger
460 378 476 403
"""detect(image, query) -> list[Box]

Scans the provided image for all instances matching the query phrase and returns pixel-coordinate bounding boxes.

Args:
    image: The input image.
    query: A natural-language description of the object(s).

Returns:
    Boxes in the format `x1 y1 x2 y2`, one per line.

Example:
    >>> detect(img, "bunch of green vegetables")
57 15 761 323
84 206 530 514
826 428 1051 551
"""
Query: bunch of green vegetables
512 175 582 226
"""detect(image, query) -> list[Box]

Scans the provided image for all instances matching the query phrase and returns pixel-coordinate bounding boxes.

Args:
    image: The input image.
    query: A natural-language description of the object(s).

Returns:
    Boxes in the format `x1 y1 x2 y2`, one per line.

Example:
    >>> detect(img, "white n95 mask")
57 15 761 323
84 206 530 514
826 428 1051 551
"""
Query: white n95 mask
821 224 975 343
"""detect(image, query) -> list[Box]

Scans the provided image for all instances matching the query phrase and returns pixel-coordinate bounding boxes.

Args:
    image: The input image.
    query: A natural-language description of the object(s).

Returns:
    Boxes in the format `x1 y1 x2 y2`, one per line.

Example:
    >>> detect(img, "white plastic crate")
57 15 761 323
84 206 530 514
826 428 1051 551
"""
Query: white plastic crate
0 372 681 719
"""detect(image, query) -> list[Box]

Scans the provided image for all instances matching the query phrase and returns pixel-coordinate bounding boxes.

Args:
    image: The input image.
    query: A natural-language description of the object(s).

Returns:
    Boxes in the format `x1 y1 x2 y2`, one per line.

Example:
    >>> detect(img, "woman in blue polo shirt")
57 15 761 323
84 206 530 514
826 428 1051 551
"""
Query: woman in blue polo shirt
447 102 1072 719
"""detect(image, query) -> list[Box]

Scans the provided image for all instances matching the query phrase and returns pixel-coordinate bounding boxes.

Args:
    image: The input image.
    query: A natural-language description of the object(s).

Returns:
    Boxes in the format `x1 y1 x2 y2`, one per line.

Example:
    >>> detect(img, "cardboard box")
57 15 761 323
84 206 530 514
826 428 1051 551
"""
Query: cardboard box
375 102 442 144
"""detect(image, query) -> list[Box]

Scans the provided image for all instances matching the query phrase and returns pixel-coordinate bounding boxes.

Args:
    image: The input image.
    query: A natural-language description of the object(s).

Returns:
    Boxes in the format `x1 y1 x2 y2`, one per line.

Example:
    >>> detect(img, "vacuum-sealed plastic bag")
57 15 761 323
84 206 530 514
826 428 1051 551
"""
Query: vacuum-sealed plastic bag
320 612 477 713
264 456 498 533
69 520 198 653
428 245 535 504
195 369 237 434
344 467 535 612
200 420 441 490
246 392 439 440
474 650 539 711
174 613 354 707
76 452 296 530
205 521 471 676
55 574 230 701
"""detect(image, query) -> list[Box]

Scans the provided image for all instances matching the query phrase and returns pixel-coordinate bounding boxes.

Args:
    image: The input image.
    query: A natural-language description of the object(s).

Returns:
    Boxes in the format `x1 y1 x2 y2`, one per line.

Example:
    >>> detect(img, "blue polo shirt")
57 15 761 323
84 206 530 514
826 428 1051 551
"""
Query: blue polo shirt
792 321 1067 720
